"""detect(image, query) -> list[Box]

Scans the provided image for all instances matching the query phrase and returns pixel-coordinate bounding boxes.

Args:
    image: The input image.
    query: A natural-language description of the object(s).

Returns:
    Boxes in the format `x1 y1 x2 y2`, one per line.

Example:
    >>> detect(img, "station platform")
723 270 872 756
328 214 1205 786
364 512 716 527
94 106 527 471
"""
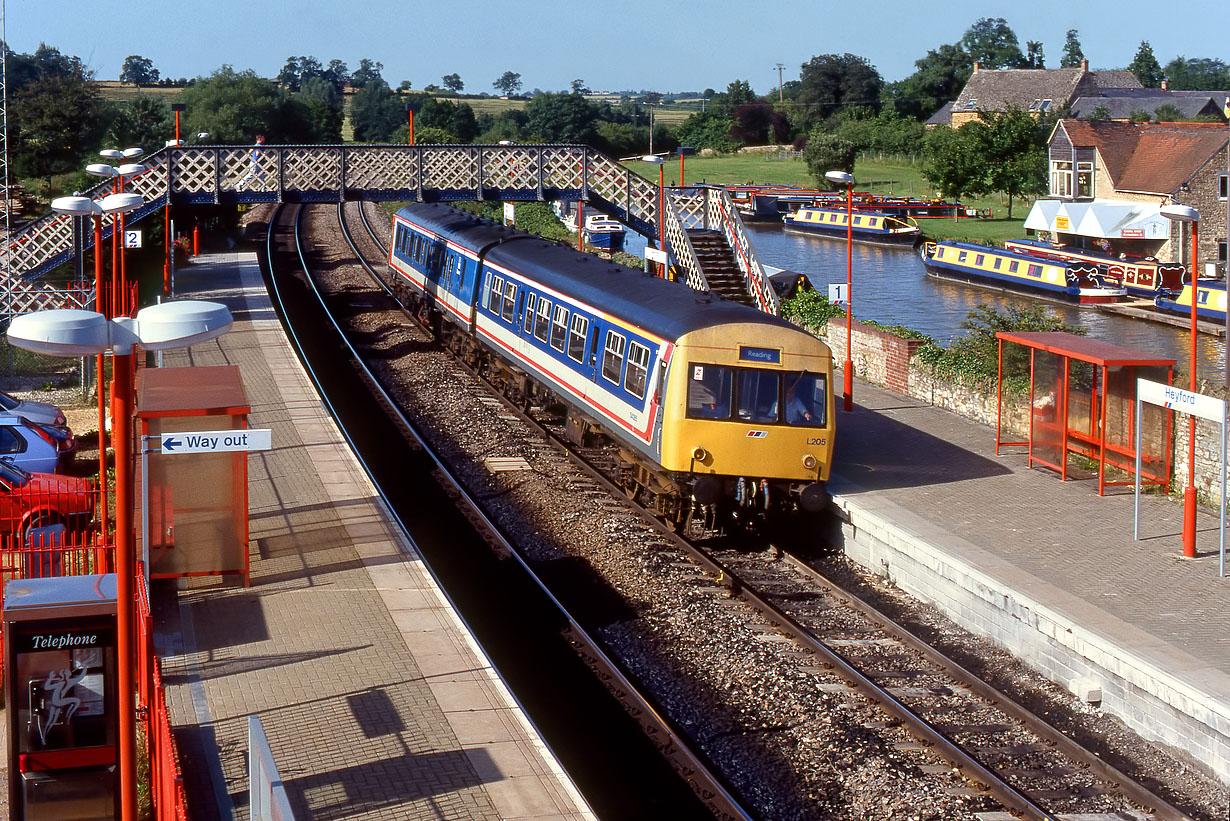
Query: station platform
830 377 1230 786
152 252 594 820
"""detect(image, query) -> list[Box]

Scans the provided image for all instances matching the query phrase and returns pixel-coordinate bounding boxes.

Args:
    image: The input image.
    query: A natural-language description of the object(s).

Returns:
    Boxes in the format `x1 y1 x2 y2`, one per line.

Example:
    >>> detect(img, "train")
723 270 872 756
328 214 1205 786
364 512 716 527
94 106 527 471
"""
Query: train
386 202 836 526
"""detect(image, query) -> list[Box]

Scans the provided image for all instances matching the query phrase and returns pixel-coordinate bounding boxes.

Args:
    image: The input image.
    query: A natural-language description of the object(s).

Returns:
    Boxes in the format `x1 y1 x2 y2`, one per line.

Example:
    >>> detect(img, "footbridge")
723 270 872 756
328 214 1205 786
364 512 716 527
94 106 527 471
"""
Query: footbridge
4 143 778 319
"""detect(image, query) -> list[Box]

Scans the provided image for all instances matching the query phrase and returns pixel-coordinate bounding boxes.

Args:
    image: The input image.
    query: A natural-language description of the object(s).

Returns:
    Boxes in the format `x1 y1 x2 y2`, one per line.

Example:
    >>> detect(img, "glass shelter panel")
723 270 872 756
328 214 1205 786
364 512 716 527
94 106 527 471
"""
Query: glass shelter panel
1031 349 1066 471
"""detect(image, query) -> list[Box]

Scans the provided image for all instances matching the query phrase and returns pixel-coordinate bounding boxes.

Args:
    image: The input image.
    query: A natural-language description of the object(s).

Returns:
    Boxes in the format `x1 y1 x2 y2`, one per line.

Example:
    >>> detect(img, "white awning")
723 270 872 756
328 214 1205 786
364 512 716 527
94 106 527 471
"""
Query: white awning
1023 199 1170 240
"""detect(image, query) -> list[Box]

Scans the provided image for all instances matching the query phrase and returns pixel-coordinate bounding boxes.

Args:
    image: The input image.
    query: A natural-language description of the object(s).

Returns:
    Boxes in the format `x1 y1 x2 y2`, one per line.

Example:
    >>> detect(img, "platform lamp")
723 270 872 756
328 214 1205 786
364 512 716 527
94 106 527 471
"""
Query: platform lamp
86 158 146 317
7 301 234 821
642 155 666 276
1161 201 1200 560
826 170 855 412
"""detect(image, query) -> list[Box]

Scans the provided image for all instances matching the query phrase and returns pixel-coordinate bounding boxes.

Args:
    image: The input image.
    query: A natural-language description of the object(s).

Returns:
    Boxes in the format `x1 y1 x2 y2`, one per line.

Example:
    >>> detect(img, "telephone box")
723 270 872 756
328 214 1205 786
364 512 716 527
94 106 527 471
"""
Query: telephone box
4 574 118 819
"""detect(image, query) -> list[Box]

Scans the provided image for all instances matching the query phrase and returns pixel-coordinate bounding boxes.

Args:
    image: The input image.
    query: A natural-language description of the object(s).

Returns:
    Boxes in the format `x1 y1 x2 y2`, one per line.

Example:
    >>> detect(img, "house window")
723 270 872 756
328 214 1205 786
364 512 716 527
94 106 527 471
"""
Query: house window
1076 161 1094 198
1051 161 1073 197
1220 174 1228 201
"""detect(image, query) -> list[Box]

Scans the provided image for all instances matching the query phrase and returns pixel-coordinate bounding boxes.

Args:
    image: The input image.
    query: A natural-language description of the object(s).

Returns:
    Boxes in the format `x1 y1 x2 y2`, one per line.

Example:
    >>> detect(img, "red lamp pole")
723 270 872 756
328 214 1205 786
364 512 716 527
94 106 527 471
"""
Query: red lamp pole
658 164 666 277
1183 220 1199 559
843 180 854 411
93 215 108 541
111 347 138 820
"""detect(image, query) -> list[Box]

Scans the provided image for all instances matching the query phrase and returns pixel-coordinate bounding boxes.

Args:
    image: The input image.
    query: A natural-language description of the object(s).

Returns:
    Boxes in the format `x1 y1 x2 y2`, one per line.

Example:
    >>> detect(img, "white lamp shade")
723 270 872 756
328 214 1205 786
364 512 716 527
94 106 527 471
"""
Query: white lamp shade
8 310 113 356
100 149 123 160
133 301 233 350
825 170 854 186
100 193 144 214
116 163 145 177
641 155 665 164
86 163 118 178
1160 203 1198 223
121 147 144 159
51 196 101 216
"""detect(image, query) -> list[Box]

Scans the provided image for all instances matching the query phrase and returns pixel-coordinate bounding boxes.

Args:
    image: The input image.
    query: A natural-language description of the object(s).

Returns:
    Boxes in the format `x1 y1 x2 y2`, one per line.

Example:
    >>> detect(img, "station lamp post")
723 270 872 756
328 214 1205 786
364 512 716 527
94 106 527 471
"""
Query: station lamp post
826 170 855 412
1161 201 1200 560
642 155 666 277
7 301 234 821
86 156 146 316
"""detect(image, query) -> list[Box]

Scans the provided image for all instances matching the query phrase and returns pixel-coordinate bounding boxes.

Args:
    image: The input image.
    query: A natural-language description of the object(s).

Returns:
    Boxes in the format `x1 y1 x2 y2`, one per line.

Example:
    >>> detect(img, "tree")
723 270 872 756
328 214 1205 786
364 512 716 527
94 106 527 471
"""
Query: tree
277 56 304 91
1127 41 1164 88
570 78 590 95
120 55 159 86
1086 105 1111 120
107 94 172 150
674 109 739 153
177 66 334 144
1059 29 1084 68
1025 41 1044 69
350 79 406 141
802 131 857 188
1128 109 1152 122
795 53 884 130
1153 103 1185 122
524 91 598 143
893 43 972 120
442 73 464 93
972 108 1046 217
922 124 983 202
417 97 477 142
1163 57 1230 90
351 59 383 89
725 79 756 108
960 18 1026 69
493 71 522 96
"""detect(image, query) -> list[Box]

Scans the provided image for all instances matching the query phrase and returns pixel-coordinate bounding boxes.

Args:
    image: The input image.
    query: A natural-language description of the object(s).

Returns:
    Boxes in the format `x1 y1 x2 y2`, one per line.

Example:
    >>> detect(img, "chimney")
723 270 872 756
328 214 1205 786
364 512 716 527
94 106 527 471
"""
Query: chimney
1161 79 1169 90
973 61 981 73
1080 58 1089 72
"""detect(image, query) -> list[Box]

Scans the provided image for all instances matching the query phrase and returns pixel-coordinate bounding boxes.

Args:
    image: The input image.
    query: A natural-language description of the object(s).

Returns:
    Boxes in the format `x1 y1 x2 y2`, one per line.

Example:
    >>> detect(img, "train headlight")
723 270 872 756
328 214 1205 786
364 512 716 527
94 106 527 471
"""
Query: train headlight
692 446 708 462
801 454 818 471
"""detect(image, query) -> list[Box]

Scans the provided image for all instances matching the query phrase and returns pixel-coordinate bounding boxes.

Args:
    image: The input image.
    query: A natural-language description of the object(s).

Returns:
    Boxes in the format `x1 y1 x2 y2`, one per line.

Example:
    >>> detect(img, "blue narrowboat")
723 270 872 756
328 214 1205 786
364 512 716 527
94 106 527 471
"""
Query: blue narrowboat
921 241 1126 304
1003 238 1185 299
783 207 921 246
1155 279 1228 323
582 214 627 252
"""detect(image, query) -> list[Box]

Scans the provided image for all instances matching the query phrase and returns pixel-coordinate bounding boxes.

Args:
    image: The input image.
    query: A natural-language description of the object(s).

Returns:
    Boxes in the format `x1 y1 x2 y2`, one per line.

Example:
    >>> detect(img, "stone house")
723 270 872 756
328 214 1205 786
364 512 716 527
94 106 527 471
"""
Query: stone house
1025 120 1229 272
949 59 1141 127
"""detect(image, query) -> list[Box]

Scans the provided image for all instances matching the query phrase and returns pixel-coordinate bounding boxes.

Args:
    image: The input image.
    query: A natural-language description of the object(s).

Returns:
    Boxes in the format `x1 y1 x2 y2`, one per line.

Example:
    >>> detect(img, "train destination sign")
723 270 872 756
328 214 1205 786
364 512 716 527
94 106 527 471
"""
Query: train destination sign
159 428 272 455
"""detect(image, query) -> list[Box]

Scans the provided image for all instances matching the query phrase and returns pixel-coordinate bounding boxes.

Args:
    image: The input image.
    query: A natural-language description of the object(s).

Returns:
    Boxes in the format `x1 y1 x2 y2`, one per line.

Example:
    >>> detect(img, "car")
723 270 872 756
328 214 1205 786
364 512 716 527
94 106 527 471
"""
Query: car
0 459 95 544
0 390 66 427
0 415 75 474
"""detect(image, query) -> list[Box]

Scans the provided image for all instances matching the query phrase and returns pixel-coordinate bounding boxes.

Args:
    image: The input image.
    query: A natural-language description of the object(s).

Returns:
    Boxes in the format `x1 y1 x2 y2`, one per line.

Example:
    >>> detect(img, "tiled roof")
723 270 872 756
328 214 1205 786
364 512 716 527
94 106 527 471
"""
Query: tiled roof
1069 95 1225 120
925 101 954 126
1057 120 1229 194
953 68 1142 113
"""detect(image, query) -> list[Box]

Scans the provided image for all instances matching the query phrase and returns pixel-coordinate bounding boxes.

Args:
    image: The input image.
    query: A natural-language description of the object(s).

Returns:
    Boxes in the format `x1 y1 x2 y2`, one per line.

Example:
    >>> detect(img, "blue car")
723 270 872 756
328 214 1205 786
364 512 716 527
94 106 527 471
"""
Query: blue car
0 415 76 474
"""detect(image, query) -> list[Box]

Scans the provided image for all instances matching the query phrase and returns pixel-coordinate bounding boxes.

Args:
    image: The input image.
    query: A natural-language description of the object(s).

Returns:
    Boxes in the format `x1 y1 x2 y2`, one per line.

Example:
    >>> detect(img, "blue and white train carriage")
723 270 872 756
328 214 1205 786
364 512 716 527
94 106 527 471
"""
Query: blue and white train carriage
388 203 836 522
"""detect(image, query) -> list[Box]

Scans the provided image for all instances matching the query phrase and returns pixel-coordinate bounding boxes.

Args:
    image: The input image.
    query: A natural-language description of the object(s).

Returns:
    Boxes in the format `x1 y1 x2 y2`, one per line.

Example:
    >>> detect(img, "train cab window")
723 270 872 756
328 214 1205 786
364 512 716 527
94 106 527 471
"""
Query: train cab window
568 315 589 363
625 342 650 399
524 293 538 333
535 298 552 342
395 226 407 255
736 370 780 423
486 275 503 313
550 305 569 351
501 282 517 322
687 364 733 419
784 372 827 427
602 331 626 384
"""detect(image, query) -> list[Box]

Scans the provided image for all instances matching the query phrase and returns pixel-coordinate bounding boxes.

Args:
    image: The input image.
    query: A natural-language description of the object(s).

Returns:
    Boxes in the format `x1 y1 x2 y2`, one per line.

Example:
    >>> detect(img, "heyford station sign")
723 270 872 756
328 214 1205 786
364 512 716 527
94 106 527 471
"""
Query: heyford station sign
159 429 272 455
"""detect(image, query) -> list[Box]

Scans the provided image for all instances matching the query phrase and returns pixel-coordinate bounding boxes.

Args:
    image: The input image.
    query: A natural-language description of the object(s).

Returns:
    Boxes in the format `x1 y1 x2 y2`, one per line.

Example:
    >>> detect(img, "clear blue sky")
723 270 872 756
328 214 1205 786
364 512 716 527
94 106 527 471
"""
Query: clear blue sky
16 0 1229 93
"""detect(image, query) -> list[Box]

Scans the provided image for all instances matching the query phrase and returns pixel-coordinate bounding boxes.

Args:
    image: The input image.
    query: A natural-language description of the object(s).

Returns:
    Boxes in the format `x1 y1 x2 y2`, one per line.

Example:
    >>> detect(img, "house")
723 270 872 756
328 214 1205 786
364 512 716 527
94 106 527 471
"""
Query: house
1024 119 1229 273
949 59 1142 127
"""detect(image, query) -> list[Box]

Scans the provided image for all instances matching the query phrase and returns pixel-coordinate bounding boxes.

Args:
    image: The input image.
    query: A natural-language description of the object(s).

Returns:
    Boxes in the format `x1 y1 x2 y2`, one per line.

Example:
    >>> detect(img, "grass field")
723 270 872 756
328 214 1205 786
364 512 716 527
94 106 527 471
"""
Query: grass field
96 81 183 103
624 152 1034 245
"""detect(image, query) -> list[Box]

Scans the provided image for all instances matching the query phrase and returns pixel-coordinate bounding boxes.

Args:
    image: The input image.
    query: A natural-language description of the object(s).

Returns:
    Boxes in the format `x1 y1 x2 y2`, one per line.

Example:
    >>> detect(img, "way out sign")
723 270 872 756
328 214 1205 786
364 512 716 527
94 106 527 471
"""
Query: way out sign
159 428 272 455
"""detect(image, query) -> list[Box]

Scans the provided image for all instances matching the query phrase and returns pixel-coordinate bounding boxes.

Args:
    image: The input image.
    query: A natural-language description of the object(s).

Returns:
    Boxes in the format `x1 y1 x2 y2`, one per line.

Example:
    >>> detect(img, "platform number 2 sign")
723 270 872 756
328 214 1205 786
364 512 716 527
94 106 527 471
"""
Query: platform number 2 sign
124 230 142 249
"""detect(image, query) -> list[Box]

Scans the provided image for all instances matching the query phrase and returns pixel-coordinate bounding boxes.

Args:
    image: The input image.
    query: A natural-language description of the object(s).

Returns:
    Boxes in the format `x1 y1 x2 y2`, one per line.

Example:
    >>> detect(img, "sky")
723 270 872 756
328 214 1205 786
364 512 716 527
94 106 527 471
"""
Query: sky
14 0 1230 95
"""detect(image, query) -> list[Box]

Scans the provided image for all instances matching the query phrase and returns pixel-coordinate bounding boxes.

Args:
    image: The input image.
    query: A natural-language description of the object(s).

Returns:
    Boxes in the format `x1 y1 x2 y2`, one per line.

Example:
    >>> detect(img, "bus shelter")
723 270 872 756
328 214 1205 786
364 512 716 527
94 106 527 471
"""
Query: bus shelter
995 331 1175 495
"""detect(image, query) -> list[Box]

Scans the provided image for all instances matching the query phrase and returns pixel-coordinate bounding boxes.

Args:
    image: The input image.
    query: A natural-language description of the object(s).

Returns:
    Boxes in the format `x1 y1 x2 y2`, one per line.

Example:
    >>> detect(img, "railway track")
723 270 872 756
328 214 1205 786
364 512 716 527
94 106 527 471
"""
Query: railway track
280 201 1213 820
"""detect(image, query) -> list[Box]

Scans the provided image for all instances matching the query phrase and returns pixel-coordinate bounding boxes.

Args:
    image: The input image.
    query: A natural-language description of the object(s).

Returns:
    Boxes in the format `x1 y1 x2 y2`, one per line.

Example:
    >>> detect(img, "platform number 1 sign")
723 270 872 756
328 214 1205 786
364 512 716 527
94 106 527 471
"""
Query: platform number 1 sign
124 230 142 249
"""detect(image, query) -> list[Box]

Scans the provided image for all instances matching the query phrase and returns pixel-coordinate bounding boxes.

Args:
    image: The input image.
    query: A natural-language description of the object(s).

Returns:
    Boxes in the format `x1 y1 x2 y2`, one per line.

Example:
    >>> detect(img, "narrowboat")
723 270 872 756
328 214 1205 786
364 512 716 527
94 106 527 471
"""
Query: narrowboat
1003 238 1185 299
1154 279 1228 323
921 241 1126 305
582 214 627 252
783 207 922 246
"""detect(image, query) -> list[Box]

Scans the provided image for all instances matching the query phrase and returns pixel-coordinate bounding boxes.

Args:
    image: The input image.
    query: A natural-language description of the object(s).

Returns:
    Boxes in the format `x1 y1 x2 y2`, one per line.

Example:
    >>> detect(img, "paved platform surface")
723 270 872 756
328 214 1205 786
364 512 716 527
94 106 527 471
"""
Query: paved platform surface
153 252 593 820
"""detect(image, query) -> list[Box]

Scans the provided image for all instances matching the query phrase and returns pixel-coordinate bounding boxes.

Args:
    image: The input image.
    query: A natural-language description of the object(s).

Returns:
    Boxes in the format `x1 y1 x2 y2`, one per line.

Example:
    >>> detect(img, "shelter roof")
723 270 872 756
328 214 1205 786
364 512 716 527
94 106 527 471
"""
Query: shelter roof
997 331 1175 367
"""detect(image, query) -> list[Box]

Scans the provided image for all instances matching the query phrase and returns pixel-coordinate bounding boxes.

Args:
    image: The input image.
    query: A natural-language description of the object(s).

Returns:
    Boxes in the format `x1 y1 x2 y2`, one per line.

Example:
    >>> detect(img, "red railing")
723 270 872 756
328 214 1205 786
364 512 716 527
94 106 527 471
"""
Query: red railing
138 568 190 820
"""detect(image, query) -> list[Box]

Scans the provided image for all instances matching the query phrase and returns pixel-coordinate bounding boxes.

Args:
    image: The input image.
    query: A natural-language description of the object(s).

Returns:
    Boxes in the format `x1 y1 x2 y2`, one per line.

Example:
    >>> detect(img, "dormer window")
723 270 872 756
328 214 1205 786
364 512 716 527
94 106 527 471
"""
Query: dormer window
1028 100 1040 111
1039 100 1052 111
964 99 977 110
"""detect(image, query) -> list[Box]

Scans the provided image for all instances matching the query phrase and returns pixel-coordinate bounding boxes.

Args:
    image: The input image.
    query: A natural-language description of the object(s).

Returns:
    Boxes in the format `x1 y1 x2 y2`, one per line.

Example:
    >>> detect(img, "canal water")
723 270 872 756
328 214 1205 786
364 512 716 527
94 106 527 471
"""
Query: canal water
743 222 1227 382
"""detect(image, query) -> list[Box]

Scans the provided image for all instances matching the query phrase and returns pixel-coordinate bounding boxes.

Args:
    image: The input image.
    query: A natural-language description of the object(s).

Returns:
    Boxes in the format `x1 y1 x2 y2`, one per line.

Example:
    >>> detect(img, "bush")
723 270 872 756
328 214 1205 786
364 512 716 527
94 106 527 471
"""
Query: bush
780 288 845 334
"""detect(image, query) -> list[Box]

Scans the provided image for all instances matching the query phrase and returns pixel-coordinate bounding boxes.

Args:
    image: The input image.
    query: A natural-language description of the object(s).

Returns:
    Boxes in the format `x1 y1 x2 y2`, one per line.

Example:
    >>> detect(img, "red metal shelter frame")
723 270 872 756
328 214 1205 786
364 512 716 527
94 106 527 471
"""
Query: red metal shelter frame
995 331 1175 495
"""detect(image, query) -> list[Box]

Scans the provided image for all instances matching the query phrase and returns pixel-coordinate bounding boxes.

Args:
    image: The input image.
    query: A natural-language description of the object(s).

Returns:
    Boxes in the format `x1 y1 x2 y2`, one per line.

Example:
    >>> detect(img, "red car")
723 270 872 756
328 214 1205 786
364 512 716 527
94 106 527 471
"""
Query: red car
0 459 95 544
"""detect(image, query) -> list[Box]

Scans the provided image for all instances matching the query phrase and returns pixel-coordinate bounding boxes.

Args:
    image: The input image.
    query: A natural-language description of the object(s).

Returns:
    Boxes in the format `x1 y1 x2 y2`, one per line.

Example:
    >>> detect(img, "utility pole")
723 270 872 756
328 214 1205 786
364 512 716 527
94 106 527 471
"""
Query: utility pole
775 63 785 104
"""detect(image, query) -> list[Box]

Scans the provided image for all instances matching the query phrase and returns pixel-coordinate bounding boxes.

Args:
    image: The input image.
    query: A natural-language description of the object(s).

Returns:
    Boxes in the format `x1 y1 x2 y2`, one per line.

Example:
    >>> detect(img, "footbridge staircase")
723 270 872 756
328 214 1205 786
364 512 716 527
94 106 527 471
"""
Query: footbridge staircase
3 143 777 320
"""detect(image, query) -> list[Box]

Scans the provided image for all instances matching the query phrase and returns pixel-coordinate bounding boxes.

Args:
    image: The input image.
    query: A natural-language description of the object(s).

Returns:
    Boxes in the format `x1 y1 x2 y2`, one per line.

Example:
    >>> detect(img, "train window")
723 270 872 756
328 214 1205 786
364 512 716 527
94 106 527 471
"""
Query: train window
551 305 569 351
524 293 538 333
487 275 503 313
687 364 732 419
395 226 406 255
783 372 826 427
736 370 780 423
568 314 589 363
535 298 552 342
625 342 650 399
602 332 626 384
501 282 517 322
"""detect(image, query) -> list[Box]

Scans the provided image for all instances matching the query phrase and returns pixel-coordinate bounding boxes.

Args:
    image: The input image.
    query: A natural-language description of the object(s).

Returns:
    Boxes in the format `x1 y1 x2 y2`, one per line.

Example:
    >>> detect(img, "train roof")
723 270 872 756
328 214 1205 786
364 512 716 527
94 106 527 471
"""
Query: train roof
397 203 805 343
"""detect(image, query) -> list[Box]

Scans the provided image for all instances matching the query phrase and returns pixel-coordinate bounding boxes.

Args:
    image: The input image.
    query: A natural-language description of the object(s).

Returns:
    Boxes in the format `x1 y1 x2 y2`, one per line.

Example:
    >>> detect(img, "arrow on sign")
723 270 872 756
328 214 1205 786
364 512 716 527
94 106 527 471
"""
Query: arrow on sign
163 437 184 452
